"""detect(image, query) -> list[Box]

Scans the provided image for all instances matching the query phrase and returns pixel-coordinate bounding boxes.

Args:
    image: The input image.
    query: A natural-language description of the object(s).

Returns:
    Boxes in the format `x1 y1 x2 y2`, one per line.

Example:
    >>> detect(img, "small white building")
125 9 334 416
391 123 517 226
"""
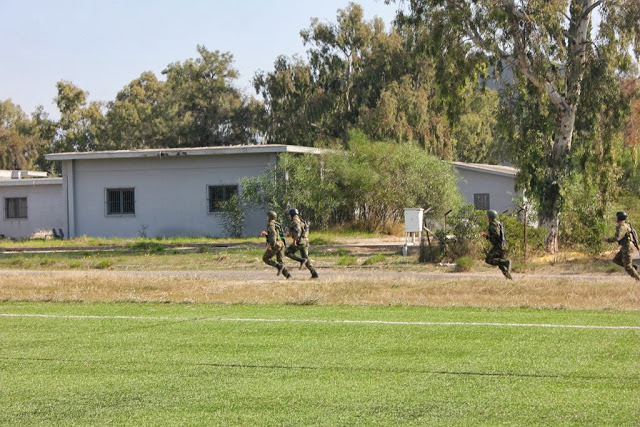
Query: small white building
451 162 520 213
46 145 325 239
0 172 64 239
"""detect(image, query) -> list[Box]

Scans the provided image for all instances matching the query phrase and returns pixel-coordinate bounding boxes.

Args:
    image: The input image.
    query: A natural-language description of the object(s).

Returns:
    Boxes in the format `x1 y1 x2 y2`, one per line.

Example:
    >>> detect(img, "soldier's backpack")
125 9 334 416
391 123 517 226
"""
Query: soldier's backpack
271 221 286 244
499 221 507 249
629 223 640 251
300 217 310 239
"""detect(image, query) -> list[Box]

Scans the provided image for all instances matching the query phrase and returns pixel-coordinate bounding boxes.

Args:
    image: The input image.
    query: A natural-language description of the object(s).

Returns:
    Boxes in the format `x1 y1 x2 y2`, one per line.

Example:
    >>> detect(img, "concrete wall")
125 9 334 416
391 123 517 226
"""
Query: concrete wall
63 153 275 238
0 180 64 239
455 168 517 213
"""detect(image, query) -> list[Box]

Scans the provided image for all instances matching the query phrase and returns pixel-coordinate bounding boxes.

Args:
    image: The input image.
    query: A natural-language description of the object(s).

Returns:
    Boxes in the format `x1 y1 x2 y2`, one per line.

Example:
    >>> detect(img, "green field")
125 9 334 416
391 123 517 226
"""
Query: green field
1 302 639 425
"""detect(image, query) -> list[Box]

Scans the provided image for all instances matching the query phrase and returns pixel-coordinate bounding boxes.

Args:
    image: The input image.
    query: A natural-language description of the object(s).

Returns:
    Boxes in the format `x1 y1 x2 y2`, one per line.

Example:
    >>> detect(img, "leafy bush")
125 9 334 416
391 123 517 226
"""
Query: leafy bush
218 194 245 238
94 260 114 269
434 205 485 261
337 256 357 266
362 254 386 265
454 256 475 272
241 131 463 232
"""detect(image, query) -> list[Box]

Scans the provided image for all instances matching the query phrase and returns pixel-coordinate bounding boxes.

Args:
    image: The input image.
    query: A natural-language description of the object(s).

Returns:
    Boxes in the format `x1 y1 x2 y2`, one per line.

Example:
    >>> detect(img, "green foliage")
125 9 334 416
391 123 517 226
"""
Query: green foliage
337 255 357 266
0 100 49 170
362 254 386 265
454 256 475 272
218 194 246 238
241 132 463 232
93 260 114 269
434 206 485 261
501 215 547 260
452 89 502 163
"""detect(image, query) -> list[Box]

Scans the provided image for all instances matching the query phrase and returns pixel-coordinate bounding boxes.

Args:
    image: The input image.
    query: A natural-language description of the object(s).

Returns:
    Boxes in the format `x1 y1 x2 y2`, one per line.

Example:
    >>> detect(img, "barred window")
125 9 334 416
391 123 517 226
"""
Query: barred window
474 193 490 211
208 185 238 213
5 197 27 219
106 188 135 215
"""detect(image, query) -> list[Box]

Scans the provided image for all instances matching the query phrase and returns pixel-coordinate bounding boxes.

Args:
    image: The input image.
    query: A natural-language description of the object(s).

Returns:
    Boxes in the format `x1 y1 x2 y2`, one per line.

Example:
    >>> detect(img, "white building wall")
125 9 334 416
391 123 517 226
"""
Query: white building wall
0 181 65 239
455 168 517 213
65 153 273 238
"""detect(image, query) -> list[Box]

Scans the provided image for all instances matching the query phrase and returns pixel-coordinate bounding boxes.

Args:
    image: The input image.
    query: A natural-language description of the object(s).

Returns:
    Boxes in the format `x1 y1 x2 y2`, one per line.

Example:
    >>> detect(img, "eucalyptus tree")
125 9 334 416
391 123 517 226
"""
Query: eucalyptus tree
391 0 640 252
162 45 257 147
54 80 104 152
103 71 169 150
0 100 48 170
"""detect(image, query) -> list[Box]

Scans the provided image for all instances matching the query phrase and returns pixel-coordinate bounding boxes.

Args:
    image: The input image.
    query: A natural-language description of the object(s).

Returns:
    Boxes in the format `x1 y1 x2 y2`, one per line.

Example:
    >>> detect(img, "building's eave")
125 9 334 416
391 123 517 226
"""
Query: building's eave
451 161 518 178
45 144 328 161
0 178 63 187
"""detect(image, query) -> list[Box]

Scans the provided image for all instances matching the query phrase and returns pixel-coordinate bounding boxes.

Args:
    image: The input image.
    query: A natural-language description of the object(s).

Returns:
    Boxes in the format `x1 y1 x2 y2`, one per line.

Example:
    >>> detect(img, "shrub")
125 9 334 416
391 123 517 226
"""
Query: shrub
218 194 245 238
337 256 357 266
454 256 475 272
362 254 386 265
94 260 114 269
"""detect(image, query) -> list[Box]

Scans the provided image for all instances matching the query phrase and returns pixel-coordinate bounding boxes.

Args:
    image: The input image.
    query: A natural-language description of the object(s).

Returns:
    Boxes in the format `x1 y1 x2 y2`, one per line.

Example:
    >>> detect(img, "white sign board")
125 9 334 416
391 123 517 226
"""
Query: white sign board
404 208 424 233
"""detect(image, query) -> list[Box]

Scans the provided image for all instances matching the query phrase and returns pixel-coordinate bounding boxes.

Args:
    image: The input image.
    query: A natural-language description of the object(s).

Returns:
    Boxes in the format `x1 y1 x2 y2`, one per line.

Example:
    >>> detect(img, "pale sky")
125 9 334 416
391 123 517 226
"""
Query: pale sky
0 0 399 119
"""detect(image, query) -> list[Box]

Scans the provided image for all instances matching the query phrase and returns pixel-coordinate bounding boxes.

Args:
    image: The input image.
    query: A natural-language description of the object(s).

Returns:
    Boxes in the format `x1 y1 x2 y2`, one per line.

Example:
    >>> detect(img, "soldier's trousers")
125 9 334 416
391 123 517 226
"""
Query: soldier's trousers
285 241 317 274
612 249 640 280
263 241 290 276
485 247 509 275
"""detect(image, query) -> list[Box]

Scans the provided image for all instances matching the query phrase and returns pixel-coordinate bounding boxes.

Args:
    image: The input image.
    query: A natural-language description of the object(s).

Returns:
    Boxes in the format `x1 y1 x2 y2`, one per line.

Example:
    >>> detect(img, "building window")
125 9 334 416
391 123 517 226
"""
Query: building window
208 185 238 212
474 193 490 210
5 197 27 219
106 188 135 215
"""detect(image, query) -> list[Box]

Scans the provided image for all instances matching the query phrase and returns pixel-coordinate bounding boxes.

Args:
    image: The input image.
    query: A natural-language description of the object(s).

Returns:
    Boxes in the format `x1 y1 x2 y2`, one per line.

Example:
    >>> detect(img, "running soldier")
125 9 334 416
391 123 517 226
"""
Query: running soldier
482 209 512 280
285 208 319 279
602 211 640 281
260 211 291 279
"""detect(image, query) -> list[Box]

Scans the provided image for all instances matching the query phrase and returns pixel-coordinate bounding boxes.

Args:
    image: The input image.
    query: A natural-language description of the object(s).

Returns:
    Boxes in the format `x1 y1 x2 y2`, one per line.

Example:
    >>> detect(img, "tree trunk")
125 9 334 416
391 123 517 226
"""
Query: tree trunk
541 107 577 254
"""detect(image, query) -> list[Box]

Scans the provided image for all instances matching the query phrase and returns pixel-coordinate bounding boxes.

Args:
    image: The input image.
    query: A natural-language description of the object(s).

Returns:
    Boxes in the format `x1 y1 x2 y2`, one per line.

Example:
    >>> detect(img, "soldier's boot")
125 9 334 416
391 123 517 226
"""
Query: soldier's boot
276 263 284 276
284 268 292 279
311 269 319 279
501 261 513 280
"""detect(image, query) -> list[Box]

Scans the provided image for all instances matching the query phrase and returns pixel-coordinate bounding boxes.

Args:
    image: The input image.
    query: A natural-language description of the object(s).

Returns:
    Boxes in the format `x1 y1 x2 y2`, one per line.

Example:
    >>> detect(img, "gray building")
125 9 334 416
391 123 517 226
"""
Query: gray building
451 162 520 213
0 171 64 239
46 145 325 239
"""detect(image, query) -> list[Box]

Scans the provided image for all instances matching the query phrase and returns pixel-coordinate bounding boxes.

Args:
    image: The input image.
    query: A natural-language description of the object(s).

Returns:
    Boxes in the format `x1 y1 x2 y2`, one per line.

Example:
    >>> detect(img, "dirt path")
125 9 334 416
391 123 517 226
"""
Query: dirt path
0 268 633 282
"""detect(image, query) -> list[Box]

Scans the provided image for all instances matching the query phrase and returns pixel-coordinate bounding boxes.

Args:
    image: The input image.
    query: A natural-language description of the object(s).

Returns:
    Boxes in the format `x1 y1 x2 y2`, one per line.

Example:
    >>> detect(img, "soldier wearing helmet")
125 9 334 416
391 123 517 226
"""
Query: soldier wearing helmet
601 211 640 281
285 208 318 279
481 209 512 280
260 210 291 279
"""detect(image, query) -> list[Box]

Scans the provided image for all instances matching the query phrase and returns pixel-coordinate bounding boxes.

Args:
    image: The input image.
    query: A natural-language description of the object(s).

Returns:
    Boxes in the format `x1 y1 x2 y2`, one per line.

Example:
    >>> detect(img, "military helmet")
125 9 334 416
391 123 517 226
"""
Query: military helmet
267 210 278 220
288 208 299 217
487 209 498 219
616 211 628 221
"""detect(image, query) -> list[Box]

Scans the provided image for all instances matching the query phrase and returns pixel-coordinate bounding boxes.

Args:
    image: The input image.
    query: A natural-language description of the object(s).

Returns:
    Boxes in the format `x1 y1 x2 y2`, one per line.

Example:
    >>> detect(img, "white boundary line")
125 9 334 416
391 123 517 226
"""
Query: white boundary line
1 313 639 330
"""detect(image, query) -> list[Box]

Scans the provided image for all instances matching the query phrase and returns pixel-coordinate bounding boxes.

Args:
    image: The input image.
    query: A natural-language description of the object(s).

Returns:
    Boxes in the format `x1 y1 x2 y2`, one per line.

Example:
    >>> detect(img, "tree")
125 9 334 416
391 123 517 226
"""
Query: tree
391 0 640 252
0 100 48 170
103 71 169 150
162 45 258 146
452 89 502 164
54 80 104 152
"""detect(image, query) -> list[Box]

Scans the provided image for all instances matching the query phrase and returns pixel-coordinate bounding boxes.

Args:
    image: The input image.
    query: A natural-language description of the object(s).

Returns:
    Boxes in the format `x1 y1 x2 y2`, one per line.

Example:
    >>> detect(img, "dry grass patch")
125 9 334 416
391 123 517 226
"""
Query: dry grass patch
1 270 638 310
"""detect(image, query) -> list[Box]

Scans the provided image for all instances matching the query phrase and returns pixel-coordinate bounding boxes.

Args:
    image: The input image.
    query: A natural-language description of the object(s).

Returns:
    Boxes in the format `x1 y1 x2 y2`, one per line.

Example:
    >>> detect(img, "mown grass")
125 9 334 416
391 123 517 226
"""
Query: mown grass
1 302 638 426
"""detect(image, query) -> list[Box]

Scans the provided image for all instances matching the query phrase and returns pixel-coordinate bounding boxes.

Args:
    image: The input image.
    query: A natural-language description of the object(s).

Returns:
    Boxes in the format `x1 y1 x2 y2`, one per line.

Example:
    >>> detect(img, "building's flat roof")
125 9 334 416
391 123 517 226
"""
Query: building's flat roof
451 162 518 178
0 178 63 187
45 144 328 161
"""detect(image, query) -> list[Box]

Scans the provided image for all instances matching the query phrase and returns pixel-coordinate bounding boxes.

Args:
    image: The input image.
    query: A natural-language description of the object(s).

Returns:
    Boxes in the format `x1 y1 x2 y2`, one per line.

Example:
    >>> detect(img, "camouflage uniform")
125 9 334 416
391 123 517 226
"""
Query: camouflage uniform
606 221 640 281
285 215 318 278
485 218 512 280
263 218 291 279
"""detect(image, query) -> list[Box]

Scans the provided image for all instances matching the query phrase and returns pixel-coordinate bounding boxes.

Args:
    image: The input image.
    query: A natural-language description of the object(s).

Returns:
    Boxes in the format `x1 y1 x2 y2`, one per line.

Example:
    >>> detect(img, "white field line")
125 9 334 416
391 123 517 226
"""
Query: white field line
0 313 639 330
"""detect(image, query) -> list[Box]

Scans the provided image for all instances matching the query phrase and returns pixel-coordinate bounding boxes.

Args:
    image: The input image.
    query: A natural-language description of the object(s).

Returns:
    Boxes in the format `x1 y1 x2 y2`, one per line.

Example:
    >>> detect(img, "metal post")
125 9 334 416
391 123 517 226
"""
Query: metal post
444 209 452 232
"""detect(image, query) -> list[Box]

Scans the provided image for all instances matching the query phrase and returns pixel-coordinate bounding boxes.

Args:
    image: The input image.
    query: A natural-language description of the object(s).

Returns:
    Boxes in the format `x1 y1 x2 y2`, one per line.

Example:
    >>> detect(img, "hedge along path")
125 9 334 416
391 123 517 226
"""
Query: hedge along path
0 269 638 310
